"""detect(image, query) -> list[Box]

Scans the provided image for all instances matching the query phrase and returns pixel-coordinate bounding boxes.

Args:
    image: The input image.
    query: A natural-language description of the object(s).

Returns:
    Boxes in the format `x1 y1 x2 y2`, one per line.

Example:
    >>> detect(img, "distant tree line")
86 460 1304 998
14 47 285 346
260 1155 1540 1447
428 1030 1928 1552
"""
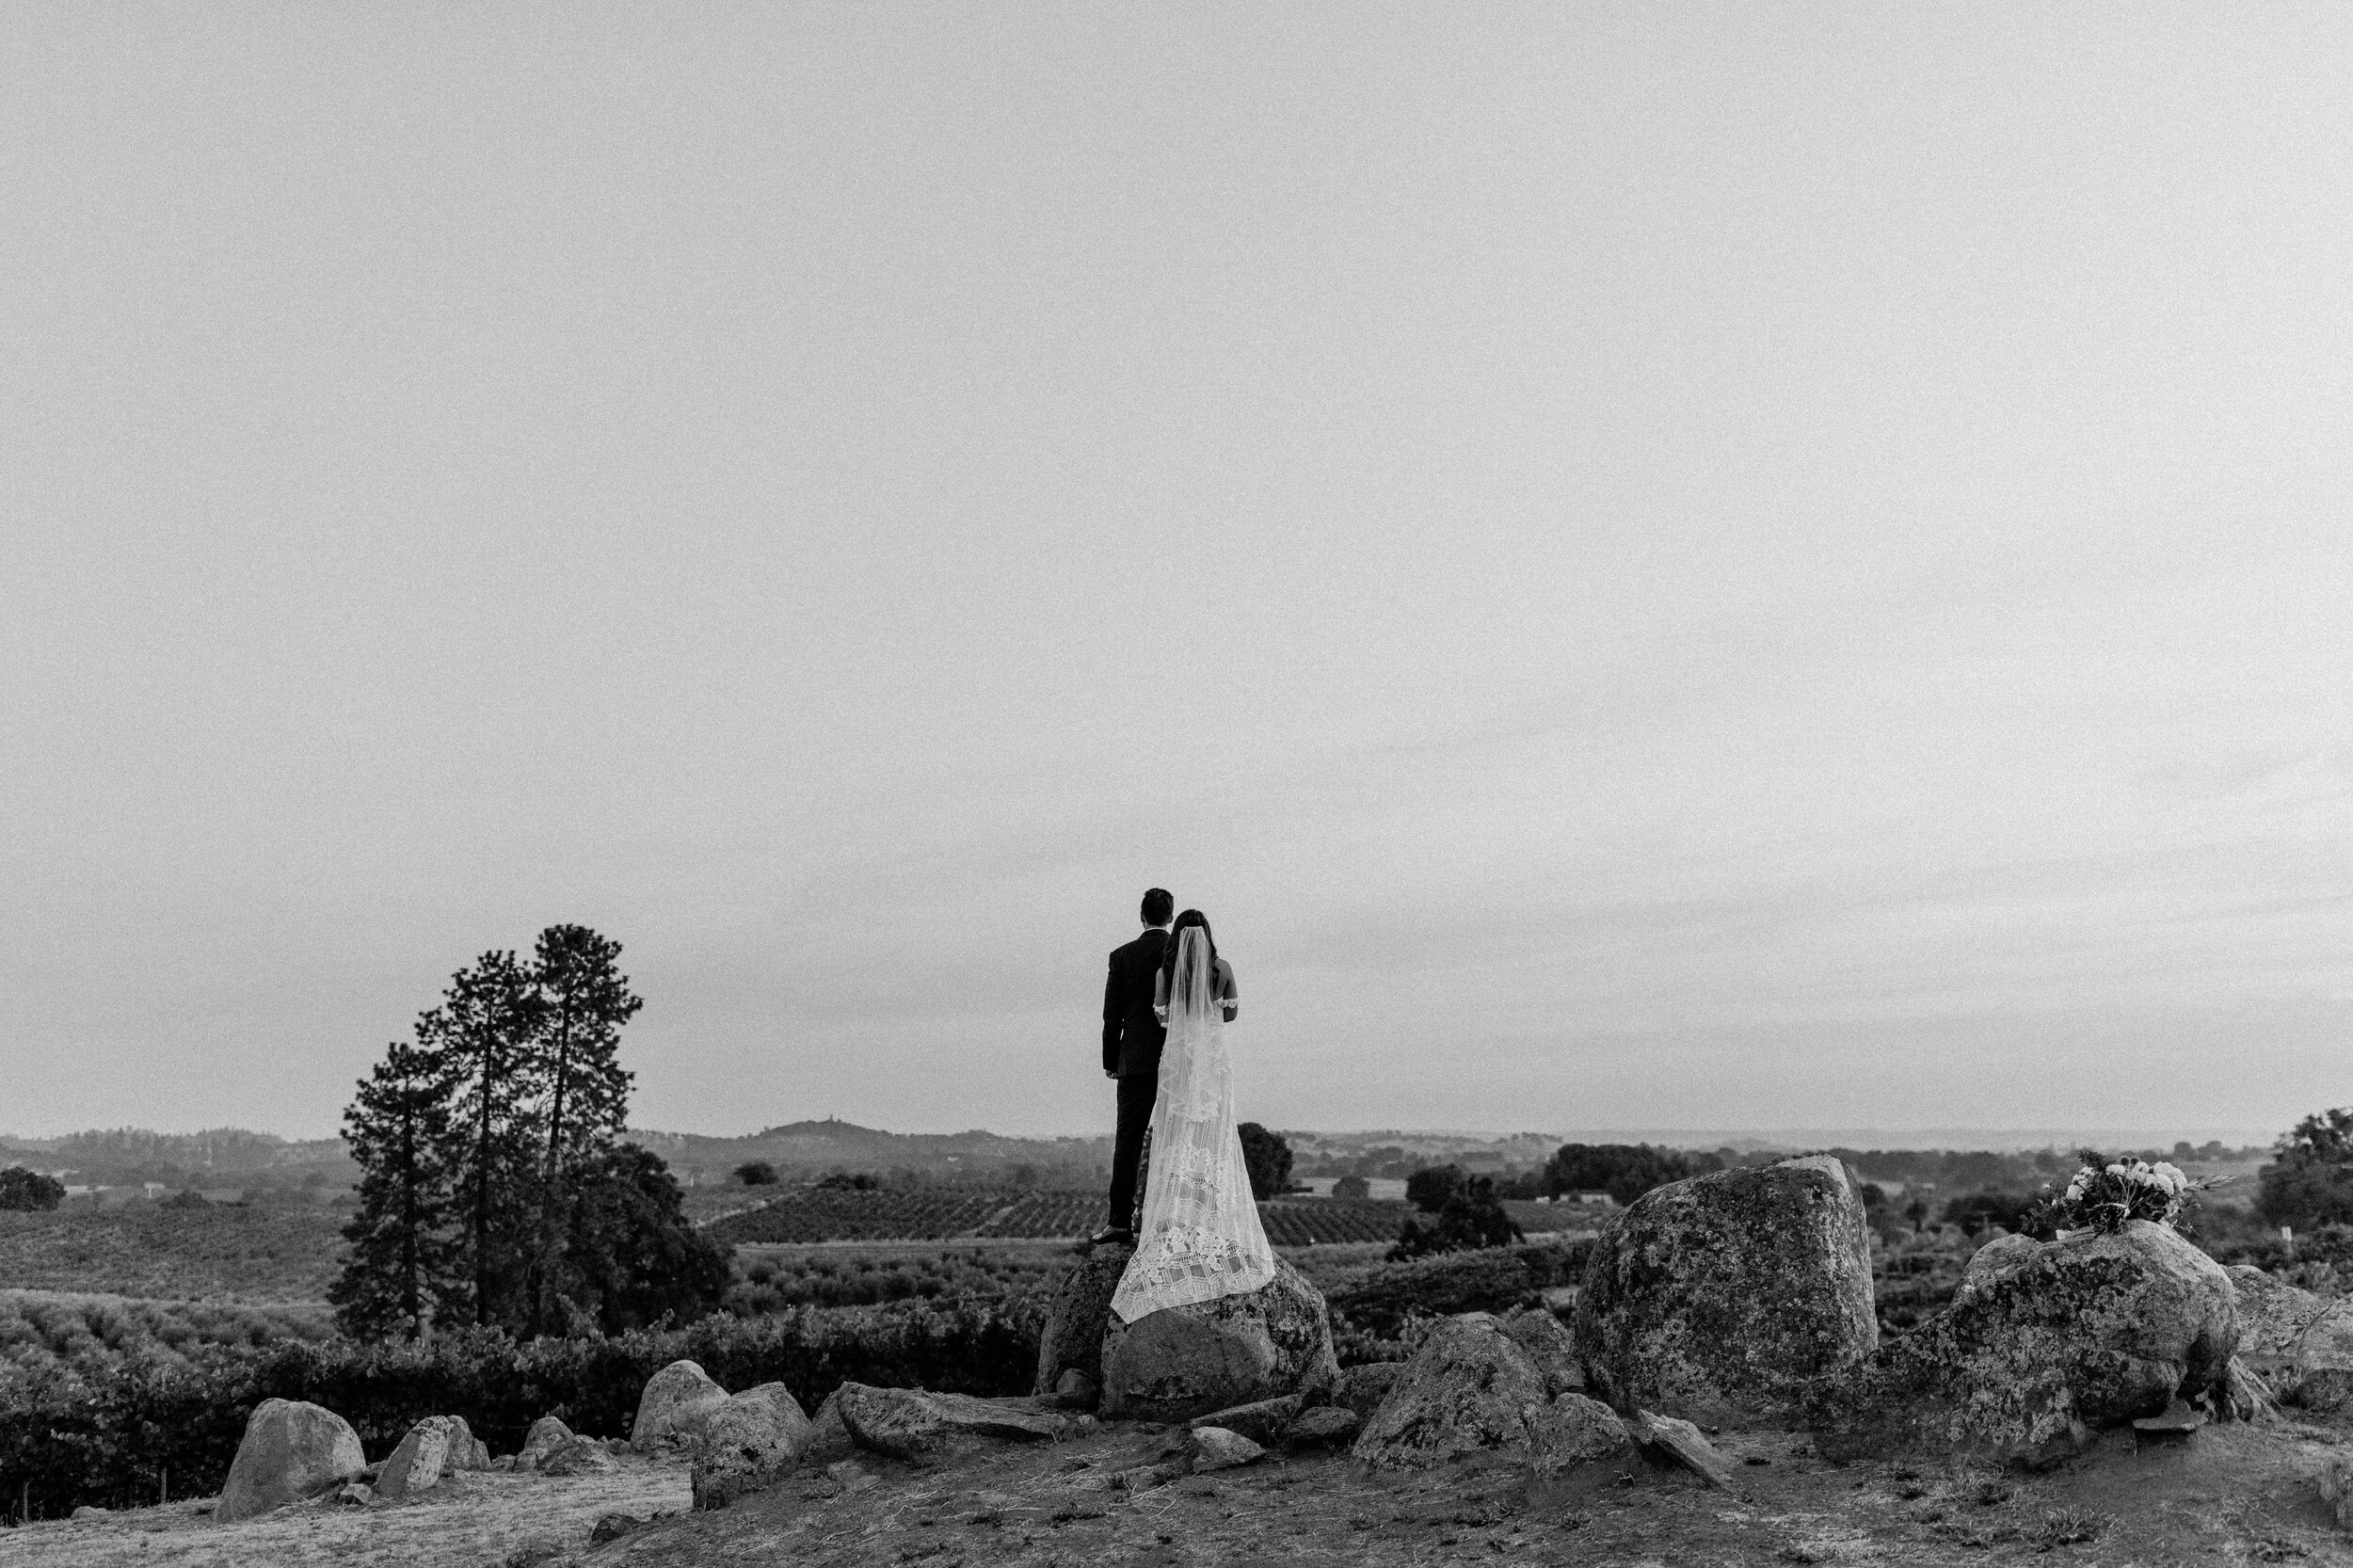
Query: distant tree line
331 925 728 1342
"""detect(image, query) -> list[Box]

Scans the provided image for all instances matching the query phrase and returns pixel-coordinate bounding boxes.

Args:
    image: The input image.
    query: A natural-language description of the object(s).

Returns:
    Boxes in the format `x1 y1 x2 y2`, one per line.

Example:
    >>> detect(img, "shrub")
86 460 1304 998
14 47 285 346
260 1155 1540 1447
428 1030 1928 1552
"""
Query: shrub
1326 1240 1589 1342
734 1161 778 1187
1388 1176 1520 1260
1330 1175 1370 1201
0 1168 65 1213
0 1295 1043 1518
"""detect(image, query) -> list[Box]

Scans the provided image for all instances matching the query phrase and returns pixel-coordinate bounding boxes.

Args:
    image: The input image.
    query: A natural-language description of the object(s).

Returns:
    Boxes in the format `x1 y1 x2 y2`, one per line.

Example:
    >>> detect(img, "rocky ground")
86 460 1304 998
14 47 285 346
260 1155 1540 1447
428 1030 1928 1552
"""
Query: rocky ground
9 1416 2353 1568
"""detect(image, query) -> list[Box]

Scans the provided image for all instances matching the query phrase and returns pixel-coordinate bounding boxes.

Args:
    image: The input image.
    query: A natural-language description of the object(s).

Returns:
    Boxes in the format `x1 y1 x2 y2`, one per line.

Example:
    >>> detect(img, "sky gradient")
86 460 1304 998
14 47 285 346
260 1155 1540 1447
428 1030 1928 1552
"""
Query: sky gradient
6 6 2348 1142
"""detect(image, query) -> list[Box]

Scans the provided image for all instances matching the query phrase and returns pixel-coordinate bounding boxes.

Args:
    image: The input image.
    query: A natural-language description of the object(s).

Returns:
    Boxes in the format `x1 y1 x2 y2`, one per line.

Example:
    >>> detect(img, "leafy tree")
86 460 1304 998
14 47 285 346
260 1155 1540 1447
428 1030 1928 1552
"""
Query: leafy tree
1331 1174 1371 1201
1238 1124 1293 1200
0 1167 64 1211
330 1039 462 1338
2260 1110 2353 1228
1389 1175 1522 1259
735 1160 778 1186
1405 1164 1466 1213
1544 1144 1721 1208
557 1144 732 1333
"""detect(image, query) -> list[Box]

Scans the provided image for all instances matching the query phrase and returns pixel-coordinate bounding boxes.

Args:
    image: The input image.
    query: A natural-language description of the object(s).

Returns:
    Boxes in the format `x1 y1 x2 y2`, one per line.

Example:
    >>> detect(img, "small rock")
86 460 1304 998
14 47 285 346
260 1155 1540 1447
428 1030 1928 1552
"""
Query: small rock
632 1360 732 1449
589 1512 644 1544
803 1390 856 1463
1053 1368 1100 1410
489 1455 518 1473
824 1459 879 1493
516 1416 577 1470
1187 1394 1304 1448
1533 1393 1632 1472
1064 1472 1116 1493
2132 1398 2207 1435
329 1481 374 1507
1112 1462 1183 1494
1187 1426 1265 1472
2318 1456 2353 1531
1625 1410 1739 1493
1500 1305 1583 1395
538 1436 618 1476
1286 1405 1362 1448
71 1506 110 1520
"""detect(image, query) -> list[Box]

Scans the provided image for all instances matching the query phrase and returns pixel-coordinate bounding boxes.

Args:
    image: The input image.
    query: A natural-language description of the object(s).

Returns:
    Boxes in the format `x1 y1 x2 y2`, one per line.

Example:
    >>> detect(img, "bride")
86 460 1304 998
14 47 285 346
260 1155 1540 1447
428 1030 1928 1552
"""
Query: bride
1110 909 1277 1321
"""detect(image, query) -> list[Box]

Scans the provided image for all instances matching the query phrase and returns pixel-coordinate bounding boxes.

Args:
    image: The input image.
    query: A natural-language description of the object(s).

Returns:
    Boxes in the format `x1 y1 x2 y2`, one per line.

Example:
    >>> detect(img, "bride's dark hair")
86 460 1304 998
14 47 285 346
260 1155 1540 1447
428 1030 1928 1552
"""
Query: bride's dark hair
1161 908 1217 994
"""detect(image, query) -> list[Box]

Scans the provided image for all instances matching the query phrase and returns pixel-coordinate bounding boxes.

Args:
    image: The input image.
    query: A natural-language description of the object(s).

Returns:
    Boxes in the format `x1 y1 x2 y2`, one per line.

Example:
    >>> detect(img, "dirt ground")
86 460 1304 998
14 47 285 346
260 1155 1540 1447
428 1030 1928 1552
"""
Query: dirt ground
0 1463 687 1568
8 1417 2353 1568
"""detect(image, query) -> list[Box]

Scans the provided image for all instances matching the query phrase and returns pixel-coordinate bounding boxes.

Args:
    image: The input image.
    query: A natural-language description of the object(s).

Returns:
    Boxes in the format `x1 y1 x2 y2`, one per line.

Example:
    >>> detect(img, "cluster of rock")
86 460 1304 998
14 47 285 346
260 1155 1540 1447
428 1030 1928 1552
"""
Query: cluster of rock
204 1151 2329 1529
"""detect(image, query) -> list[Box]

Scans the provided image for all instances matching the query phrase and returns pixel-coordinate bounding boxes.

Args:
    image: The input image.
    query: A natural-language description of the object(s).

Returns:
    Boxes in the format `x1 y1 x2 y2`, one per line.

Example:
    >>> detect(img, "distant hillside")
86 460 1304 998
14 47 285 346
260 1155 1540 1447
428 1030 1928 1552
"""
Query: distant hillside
628 1119 1113 1188
0 1128 358 1192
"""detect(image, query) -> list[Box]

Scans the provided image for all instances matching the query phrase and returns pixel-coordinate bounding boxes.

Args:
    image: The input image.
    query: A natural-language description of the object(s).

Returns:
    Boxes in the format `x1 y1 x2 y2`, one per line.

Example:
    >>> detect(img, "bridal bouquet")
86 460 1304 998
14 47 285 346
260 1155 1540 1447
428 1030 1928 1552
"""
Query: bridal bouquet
2030 1151 2219 1237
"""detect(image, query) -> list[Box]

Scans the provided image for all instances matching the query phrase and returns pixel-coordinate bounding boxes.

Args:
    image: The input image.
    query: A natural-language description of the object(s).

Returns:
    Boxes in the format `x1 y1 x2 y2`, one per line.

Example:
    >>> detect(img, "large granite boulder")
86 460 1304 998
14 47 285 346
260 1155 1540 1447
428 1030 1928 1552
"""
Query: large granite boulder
1577 1156 1877 1425
1034 1244 1130 1401
1099 1256 1341 1421
1352 1312 1630 1472
1814 1220 2238 1467
690 1383 813 1511
632 1359 730 1449
2228 1264 2353 1414
215 1400 366 1523
825 1384 1073 1461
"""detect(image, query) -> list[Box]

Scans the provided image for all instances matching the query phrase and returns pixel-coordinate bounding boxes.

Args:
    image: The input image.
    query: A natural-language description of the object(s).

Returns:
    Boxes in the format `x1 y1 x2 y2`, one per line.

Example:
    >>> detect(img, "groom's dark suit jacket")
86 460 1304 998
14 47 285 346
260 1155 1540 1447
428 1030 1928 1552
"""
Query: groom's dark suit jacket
1102 927 1171 1078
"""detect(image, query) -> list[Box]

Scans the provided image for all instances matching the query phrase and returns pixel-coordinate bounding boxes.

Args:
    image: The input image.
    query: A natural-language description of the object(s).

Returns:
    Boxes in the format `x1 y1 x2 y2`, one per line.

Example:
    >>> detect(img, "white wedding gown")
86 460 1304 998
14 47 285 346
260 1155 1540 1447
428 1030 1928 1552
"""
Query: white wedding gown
1110 926 1276 1321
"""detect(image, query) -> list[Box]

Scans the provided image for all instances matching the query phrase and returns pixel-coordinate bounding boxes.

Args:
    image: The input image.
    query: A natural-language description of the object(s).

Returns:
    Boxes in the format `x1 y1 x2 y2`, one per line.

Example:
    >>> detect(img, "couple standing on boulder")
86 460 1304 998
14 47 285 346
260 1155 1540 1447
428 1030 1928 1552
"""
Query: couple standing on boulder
1094 887 1274 1323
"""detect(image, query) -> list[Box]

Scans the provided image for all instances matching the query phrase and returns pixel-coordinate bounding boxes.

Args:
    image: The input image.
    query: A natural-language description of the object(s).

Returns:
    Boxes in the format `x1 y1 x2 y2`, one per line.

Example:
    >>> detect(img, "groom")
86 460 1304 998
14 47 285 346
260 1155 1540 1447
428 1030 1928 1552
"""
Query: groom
1093 887 1174 1246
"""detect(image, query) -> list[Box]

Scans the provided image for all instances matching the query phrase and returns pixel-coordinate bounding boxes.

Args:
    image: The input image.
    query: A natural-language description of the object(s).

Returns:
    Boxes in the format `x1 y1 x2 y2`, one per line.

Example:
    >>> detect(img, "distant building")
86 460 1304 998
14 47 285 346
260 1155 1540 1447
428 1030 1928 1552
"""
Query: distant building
1556 1191 1615 1208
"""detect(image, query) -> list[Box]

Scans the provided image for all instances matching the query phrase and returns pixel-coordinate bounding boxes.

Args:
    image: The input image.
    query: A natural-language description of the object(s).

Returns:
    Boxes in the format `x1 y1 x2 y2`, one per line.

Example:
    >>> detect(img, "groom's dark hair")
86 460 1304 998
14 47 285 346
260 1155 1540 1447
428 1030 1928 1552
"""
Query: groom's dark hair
1141 888 1175 926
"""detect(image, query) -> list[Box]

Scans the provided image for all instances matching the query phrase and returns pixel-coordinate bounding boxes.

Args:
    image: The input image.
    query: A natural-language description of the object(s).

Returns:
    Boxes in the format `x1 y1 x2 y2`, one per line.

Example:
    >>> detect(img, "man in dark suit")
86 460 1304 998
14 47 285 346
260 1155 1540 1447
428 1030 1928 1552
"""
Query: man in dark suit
1094 887 1175 1245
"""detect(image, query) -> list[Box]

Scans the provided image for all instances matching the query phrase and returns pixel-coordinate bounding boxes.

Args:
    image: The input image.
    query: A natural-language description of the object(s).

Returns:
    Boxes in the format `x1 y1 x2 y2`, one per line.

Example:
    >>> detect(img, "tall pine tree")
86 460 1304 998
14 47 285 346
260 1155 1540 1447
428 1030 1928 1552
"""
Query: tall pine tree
329 1038 461 1338
429 948 549 1328
525 924 641 1333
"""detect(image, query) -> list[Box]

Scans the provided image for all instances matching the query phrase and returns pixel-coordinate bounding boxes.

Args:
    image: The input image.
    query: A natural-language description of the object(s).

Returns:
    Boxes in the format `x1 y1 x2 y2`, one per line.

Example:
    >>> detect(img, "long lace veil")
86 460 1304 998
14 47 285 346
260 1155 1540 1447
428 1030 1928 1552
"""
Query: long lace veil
1110 926 1276 1321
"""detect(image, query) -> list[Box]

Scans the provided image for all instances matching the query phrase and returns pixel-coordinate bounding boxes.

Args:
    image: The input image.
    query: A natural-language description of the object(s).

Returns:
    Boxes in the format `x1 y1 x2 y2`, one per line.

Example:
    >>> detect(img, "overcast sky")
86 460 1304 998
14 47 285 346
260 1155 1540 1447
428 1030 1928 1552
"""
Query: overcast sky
6 6 2348 1144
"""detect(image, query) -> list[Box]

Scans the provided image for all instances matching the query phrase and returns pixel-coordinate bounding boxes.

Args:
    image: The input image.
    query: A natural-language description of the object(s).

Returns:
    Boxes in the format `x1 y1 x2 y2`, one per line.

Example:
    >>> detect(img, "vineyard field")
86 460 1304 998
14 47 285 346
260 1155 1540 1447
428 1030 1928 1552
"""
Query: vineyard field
706 1187 1415 1246
0 1289 335 1378
0 1203 348 1302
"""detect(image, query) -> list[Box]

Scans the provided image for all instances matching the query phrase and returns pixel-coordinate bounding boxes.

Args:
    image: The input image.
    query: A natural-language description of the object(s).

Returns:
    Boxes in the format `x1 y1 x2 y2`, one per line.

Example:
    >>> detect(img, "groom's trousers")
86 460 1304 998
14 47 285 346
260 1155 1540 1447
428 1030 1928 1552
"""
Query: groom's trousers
1106 1071 1158 1231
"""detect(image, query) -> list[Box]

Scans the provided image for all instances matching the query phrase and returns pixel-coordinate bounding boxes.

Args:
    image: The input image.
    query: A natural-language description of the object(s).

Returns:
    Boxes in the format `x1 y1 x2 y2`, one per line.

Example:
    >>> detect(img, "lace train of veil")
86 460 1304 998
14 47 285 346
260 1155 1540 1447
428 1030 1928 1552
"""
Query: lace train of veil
1110 925 1276 1322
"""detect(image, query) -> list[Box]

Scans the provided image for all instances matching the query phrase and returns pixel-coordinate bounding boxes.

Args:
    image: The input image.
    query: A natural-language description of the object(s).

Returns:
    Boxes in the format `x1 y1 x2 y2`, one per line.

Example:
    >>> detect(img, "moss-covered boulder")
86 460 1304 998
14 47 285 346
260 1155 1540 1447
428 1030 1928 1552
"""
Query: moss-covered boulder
1577 1156 1877 1424
690 1383 814 1510
1033 1244 1130 1401
2227 1263 2353 1414
1099 1255 1339 1421
1351 1312 1629 1471
1813 1221 2238 1467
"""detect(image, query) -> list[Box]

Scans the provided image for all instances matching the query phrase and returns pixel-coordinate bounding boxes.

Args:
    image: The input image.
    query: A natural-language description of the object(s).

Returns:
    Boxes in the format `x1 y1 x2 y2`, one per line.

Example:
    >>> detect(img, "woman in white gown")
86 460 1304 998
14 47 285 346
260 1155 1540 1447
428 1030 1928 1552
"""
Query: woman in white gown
1110 911 1277 1322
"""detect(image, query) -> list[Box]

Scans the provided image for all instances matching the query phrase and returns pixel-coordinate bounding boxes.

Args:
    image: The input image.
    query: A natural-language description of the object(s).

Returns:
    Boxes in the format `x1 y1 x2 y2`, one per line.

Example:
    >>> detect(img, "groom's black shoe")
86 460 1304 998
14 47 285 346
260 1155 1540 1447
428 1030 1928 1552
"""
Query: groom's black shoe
1086 1226 1135 1248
